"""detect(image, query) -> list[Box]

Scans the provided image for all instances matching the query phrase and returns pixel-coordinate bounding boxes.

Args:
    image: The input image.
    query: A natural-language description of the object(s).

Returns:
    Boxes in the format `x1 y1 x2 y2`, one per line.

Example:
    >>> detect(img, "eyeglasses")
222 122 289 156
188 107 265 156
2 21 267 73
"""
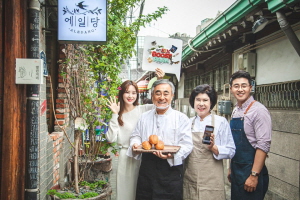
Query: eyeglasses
232 84 250 90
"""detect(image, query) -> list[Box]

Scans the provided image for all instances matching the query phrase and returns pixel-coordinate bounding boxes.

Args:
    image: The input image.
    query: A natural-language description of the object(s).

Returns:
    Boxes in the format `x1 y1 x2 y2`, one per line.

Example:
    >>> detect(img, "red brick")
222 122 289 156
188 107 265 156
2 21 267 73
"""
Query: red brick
56 104 68 109
55 120 66 125
49 132 63 141
56 99 67 104
57 88 66 93
47 99 53 105
55 113 68 119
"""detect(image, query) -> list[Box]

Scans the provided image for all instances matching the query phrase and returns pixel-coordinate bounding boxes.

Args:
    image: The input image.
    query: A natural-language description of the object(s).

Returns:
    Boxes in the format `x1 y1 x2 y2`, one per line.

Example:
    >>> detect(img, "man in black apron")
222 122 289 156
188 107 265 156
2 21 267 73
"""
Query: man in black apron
127 79 193 200
229 70 272 200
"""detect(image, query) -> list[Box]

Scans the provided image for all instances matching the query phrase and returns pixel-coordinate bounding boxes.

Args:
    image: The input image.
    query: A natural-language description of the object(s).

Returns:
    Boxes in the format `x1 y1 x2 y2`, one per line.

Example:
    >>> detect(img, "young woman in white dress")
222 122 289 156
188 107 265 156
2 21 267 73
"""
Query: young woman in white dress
106 68 164 200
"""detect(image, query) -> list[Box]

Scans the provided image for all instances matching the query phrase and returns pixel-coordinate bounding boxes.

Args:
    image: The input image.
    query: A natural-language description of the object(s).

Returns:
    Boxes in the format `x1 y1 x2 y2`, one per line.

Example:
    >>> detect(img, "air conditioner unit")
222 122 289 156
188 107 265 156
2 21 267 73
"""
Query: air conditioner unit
237 52 256 77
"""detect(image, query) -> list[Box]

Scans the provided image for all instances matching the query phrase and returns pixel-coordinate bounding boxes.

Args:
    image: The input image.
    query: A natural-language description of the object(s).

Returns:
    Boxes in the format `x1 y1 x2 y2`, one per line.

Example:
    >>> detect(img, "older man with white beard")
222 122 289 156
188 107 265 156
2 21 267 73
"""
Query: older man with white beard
127 79 193 200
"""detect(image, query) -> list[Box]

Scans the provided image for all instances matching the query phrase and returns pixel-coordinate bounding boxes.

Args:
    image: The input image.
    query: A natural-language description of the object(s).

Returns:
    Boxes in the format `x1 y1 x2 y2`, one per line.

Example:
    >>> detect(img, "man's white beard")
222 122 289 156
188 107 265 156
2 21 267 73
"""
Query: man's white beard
156 104 170 110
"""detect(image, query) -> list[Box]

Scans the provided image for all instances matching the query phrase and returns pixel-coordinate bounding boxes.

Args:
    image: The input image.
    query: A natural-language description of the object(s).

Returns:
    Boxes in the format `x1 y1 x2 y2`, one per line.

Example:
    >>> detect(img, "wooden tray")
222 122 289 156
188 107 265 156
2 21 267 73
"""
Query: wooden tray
133 145 181 154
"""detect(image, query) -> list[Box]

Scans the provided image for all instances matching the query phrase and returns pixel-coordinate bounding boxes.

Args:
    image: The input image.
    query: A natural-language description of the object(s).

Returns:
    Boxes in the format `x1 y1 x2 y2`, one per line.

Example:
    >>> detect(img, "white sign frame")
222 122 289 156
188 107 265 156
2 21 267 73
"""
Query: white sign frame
142 36 183 81
15 58 43 84
58 0 107 44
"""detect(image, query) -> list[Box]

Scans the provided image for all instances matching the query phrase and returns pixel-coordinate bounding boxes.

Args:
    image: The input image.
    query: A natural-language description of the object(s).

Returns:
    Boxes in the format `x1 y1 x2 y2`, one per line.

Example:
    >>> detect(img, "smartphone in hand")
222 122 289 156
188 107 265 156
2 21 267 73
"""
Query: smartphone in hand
202 125 214 145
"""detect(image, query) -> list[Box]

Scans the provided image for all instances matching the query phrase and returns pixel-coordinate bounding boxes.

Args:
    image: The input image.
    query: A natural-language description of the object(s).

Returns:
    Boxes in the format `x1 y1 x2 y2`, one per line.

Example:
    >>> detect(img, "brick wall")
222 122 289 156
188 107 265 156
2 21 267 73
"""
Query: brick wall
38 42 74 200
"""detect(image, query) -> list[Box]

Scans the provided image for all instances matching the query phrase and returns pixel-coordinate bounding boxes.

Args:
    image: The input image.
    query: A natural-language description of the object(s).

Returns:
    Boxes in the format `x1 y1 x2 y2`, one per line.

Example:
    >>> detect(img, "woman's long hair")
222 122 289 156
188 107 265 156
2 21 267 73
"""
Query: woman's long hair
117 80 139 126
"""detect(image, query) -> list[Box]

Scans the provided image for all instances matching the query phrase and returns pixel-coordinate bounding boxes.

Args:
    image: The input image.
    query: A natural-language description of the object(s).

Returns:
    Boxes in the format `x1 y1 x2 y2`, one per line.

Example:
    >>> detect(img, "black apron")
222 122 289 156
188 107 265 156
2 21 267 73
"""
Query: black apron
230 101 269 200
136 153 183 200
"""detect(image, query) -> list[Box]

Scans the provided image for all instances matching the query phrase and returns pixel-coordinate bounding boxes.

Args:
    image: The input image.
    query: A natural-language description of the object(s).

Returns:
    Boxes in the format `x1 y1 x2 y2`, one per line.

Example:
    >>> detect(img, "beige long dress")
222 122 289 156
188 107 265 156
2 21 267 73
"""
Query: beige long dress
183 114 225 200
106 104 153 200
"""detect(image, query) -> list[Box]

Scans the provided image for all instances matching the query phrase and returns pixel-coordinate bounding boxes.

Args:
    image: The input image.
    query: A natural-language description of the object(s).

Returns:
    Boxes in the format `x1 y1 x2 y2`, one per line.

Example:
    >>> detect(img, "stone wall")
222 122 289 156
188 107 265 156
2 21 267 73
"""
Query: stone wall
265 110 300 200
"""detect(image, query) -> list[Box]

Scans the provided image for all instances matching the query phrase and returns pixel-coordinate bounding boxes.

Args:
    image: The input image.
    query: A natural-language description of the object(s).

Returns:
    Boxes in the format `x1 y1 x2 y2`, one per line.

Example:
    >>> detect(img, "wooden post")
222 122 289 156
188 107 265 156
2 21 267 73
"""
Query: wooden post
0 0 27 200
0 0 3 194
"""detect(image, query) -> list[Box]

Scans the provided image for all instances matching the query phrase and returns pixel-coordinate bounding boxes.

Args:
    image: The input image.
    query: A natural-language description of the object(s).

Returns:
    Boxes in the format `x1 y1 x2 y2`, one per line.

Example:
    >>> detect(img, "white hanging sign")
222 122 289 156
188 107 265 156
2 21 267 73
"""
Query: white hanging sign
58 0 107 44
15 58 43 84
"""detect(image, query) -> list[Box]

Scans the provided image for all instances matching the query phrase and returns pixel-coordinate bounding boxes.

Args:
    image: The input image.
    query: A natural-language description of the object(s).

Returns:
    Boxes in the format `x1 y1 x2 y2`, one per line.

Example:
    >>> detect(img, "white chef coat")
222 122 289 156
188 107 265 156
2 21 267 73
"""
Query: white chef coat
127 107 193 166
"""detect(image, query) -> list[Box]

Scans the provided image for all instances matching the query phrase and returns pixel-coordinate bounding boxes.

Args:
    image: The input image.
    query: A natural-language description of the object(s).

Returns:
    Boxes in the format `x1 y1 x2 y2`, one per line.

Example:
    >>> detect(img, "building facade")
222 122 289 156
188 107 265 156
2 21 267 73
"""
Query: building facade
178 1 300 199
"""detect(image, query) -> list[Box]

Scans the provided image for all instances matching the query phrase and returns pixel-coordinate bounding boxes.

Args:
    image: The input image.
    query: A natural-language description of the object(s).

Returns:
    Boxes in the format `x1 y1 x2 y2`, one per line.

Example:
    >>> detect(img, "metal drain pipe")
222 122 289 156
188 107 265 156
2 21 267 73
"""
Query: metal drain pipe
276 11 300 57
25 0 40 199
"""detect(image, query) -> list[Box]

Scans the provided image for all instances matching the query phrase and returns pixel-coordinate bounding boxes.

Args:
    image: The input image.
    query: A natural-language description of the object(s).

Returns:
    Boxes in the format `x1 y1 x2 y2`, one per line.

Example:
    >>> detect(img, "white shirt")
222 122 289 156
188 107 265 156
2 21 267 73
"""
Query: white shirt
191 114 236 160
127 107 193 167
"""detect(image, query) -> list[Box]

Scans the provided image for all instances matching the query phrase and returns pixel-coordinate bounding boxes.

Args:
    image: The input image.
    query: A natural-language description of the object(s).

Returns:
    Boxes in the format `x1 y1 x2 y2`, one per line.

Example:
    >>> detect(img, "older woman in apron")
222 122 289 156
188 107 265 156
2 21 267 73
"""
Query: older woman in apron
183 84 236 200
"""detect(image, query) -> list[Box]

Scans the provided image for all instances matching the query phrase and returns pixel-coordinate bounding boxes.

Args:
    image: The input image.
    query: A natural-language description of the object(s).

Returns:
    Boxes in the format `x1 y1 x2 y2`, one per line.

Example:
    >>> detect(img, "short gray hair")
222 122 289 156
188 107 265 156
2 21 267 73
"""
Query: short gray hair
151 79 175 94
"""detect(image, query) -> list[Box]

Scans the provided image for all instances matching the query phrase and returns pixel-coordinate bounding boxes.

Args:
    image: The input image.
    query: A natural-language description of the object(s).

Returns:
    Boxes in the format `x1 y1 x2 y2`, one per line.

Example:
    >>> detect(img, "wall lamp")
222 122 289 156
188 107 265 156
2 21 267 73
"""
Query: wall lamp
252 16 269 33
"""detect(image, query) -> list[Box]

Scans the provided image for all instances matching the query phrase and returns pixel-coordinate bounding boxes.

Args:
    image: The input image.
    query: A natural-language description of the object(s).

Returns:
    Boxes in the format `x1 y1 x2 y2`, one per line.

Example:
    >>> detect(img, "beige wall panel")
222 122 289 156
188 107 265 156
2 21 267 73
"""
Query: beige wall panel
266 153 299 187
266 176 299 200
270 131 300 160
270 111 300 134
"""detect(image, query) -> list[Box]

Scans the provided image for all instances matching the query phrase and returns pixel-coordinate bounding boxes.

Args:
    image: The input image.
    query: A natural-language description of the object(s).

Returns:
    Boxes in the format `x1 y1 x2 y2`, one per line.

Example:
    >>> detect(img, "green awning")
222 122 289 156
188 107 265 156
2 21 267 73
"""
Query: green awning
182 0 300 61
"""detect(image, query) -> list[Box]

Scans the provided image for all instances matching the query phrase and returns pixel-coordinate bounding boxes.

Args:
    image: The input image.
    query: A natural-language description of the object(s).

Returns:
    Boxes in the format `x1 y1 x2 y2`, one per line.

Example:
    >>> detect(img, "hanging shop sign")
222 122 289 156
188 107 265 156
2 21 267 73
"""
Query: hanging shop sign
58 0 107 44
142 36 183 81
